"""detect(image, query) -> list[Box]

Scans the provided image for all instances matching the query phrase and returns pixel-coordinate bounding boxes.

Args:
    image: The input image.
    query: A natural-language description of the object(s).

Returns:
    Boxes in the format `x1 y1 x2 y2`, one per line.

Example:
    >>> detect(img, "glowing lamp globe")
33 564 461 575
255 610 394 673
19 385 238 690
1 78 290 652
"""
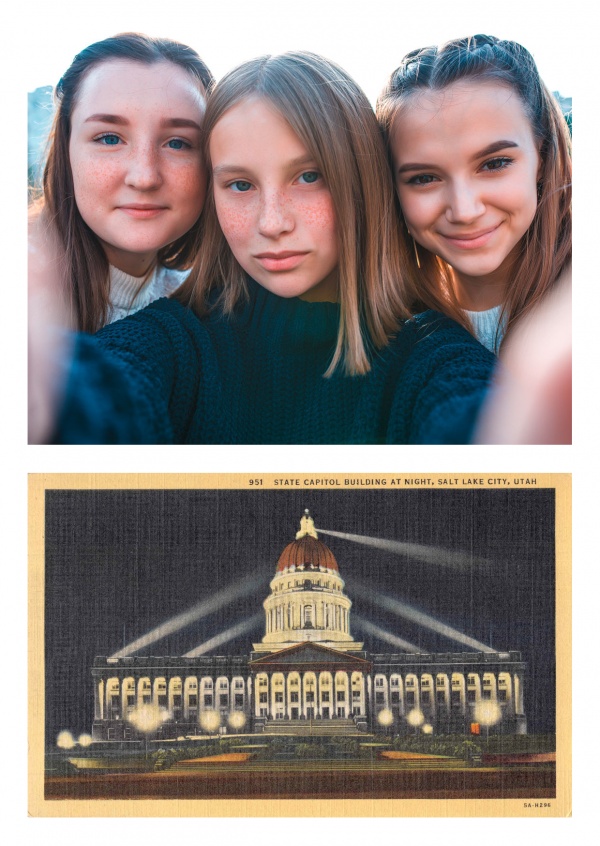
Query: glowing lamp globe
406 708 425 728
474 701 502 727
377 708 394 727
200 709 221 733
228 711 246 730
127 703 163 734
56 730 76 749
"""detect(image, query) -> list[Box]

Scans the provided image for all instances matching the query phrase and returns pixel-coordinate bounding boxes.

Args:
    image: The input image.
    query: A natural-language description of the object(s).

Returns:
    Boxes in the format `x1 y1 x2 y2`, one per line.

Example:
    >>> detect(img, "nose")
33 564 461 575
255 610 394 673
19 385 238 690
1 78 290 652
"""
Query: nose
257 189 294 238
445 180 486 225
124 144 163 191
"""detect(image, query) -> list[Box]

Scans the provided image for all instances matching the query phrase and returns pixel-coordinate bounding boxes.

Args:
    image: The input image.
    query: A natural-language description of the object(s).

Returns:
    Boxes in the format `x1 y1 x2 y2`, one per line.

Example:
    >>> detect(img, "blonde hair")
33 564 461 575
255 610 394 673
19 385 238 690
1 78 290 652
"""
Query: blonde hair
175 51 410 376
377 34 572 347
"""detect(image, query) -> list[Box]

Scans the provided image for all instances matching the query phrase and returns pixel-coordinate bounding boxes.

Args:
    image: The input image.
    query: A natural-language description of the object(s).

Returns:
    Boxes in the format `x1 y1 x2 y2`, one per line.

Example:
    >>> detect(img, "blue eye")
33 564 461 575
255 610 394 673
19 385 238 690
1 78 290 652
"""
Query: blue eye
298 171 320 184
230 180 252 193
95 133 121 146
167 138 190 150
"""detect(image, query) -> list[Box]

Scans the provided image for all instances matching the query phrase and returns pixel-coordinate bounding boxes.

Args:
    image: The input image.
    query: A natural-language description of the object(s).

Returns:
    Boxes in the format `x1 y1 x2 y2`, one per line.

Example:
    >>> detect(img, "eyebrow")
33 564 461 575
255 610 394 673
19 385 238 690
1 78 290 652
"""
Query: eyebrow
397 140 519 174
213 154 317 177
83 114 202 130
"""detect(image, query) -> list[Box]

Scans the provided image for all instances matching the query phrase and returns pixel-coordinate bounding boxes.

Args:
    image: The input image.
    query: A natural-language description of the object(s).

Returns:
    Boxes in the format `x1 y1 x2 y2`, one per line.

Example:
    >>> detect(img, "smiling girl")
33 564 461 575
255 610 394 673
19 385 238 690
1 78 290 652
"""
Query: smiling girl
31 33 213 331
36 51 496 444
377 34 571 353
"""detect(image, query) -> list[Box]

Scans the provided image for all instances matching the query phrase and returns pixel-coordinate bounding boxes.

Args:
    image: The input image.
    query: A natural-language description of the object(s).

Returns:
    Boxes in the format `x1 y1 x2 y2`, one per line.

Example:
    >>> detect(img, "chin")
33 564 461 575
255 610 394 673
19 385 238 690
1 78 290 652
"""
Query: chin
448 253 512 279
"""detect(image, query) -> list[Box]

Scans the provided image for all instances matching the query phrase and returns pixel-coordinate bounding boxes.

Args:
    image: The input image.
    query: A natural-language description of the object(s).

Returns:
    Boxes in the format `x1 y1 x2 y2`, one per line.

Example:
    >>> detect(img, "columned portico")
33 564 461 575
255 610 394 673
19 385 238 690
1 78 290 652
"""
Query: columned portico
89 511 527 740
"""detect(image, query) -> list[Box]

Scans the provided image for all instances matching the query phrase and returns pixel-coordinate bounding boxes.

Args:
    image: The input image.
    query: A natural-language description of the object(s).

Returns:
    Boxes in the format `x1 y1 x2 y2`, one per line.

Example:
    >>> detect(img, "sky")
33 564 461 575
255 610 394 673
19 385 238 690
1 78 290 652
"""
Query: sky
24 0 573 100
44 486 556 744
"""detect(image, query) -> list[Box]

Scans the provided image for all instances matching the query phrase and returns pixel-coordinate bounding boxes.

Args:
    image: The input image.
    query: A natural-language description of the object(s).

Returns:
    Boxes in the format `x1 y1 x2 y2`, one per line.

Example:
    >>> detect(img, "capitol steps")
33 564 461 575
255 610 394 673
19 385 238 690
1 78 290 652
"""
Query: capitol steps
263 718 363 736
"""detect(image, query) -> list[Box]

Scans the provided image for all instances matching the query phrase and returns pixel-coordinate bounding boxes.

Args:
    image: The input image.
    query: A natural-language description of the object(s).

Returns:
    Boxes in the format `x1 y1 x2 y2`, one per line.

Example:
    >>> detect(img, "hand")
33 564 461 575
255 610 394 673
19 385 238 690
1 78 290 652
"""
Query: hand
475 269 572 445
28 206 72 443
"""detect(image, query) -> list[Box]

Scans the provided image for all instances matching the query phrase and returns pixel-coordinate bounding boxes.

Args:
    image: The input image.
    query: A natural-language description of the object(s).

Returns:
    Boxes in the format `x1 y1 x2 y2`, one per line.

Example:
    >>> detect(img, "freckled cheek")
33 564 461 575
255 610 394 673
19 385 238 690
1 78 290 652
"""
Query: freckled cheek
70 157 123 207
299 195 338 243
215 201 254 249
171 159 208 214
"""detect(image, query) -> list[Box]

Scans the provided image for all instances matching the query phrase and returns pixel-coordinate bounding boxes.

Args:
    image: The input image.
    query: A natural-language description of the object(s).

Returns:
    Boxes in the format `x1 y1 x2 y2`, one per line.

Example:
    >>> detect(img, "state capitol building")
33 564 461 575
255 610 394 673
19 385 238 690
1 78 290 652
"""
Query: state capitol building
91 512 527 741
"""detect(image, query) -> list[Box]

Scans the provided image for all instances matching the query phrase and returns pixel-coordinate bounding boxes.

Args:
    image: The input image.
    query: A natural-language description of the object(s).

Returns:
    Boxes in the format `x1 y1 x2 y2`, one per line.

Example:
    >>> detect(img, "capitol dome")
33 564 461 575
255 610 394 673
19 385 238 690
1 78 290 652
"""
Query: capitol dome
277 533 339 573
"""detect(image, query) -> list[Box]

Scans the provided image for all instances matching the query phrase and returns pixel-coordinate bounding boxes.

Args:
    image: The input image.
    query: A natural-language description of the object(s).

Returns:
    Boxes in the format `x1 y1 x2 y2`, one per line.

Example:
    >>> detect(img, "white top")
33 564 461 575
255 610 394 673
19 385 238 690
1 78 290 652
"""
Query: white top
107 264 190 325
464 304 505 354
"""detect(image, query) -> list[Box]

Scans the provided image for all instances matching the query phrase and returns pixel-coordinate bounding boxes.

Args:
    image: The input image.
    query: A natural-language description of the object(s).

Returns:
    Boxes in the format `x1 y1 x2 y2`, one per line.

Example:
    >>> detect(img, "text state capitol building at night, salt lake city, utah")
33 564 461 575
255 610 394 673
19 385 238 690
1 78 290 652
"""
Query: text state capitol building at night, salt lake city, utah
91 511 527 741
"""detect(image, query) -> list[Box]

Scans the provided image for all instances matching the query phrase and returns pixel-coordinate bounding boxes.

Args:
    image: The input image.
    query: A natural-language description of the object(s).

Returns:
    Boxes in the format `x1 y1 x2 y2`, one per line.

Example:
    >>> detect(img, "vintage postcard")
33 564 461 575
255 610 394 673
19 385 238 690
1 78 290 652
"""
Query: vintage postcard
28 473 571 817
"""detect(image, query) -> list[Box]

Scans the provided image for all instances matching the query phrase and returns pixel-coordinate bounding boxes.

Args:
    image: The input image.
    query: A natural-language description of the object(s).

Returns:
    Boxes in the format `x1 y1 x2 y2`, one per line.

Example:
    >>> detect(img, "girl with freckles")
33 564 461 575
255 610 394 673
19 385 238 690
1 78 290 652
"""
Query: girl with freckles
30 32 213 331
376 34 571 354
40 51 496 444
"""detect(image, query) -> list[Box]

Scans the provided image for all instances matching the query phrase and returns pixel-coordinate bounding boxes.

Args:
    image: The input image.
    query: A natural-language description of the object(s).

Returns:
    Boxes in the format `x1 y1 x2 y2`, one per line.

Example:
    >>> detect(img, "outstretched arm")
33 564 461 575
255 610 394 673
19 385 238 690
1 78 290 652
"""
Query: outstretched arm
475 271 572 445
52 301 209 444
28 206 72 444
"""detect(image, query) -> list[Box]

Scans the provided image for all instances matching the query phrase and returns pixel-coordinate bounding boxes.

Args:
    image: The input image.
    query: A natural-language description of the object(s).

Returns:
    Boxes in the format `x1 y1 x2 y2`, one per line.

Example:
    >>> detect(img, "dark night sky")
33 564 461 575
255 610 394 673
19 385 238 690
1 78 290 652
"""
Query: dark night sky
44 487 556 742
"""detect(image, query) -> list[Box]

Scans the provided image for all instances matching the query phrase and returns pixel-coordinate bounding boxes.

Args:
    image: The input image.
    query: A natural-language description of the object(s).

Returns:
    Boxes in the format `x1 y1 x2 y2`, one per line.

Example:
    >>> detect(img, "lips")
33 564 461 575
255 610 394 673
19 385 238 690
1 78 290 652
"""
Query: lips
440 224 502 250
118 204 168 220
254 251 309 272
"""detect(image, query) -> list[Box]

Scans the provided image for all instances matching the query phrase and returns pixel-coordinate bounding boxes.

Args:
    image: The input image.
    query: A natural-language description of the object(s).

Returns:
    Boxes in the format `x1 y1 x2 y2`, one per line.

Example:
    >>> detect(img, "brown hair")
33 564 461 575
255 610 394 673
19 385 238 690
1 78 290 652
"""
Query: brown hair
377 34 572 347
39 32 214 332
175 51 410 376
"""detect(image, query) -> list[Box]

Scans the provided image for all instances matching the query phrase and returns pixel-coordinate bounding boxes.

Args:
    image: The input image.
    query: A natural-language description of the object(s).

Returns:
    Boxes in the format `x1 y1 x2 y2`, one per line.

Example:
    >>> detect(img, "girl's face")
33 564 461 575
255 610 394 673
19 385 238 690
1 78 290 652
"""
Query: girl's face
69 59 207 277
390 80 540 304
210 96 339 302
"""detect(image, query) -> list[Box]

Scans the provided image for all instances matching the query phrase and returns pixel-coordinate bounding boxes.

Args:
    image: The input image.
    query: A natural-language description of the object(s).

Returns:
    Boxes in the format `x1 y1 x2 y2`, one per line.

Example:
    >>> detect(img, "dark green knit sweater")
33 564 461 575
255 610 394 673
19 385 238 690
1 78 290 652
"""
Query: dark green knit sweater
55 280 495 444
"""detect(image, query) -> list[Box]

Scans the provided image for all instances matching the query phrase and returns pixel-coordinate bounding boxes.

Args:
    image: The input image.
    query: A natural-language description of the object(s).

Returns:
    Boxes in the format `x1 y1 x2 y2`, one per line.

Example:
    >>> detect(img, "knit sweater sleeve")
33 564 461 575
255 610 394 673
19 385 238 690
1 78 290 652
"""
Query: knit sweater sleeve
53 299 207 444
384 312 496 445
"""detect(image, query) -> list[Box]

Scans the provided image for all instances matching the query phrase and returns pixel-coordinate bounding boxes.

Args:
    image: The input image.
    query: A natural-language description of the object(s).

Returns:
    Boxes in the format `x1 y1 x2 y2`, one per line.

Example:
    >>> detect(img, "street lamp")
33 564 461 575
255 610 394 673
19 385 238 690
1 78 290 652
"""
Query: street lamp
474 701 501 741
56 730 76 749
406 708 425 735
228 711 246 733
127 703 164 759
199 709 221 736
377 707 393 732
